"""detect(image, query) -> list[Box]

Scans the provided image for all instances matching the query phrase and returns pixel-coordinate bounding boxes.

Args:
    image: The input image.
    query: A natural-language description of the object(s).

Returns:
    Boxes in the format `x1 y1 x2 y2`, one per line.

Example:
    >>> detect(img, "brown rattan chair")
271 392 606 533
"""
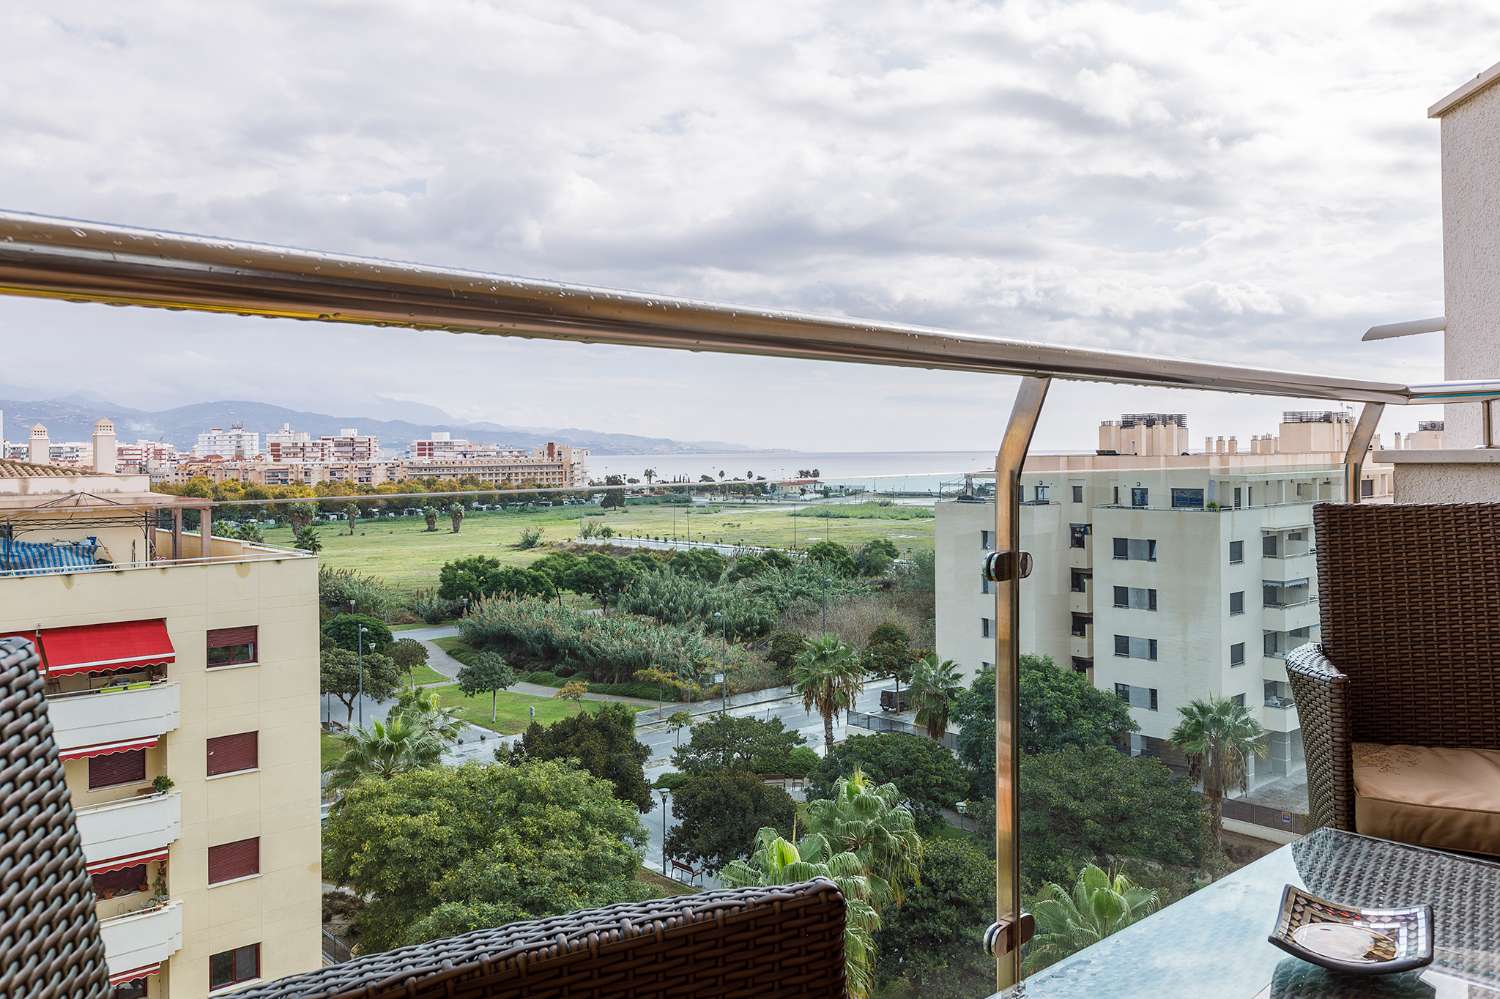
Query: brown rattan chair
0 639 846 998
1286 502 1500 840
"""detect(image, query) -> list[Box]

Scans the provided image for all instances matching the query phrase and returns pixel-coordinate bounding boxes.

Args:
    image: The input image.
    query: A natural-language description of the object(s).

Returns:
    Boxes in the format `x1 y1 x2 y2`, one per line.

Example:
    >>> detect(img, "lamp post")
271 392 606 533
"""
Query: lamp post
714 611 728 714
356 623 368 729
821 577 831 632
658 787 672 875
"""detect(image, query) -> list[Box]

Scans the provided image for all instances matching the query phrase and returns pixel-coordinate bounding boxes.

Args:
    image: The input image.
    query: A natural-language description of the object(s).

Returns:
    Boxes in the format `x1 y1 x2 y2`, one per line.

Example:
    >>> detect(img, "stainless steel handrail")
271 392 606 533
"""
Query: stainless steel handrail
4 209 1494 405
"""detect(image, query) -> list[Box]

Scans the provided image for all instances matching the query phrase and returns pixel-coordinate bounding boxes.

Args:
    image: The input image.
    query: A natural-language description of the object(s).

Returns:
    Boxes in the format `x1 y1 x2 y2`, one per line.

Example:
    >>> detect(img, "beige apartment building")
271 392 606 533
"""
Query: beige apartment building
936 411 1420 783
0 421 321 997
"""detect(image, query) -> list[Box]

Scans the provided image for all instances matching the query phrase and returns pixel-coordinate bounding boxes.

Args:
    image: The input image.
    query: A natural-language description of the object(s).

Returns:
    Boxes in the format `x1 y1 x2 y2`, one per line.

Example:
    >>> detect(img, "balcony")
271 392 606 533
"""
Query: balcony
99 899 182 981
74 790 181 868
1260 550 1315 582
47 681 180 754
1261 600 1318 633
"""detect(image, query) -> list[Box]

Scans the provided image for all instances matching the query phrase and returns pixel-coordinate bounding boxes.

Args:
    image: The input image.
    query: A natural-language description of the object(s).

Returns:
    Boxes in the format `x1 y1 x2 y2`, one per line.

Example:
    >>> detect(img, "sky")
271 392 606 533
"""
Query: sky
0 0 1491 452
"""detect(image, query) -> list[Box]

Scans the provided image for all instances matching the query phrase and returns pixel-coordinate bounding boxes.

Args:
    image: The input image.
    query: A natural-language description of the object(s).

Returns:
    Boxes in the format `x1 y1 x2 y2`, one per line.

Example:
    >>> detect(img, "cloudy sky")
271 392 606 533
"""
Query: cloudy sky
0 1 1490 451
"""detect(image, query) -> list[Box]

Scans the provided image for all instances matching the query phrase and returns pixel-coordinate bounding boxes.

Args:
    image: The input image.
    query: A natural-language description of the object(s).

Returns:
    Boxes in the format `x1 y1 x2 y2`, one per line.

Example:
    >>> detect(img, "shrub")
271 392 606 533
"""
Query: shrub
804 540 857 577
324 614 394 655
319 567 398 618
406 589 464 624
517 526 545 549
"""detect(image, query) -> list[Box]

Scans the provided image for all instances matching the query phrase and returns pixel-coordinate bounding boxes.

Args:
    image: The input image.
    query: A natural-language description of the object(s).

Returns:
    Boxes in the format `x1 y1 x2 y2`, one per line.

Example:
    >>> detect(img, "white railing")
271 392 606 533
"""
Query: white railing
48 681 180 753
74 790 181 867
99 898 183 978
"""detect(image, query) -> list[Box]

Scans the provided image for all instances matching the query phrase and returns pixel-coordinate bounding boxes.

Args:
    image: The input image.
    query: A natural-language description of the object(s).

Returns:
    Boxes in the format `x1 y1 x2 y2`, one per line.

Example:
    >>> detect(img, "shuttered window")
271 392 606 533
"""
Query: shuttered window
206 732 258 777
209 943 260 991
89 749 146 789
208 837 260 884
207 626 258 668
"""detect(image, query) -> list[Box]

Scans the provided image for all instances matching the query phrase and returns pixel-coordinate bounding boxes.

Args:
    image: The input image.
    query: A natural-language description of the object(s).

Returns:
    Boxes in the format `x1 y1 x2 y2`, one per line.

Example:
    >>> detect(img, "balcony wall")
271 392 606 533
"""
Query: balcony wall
1068 589 1092 614
47 681 180 753
75 790 182 866
1261 601 1319 633
100 899 183 978
1261 552 1316 583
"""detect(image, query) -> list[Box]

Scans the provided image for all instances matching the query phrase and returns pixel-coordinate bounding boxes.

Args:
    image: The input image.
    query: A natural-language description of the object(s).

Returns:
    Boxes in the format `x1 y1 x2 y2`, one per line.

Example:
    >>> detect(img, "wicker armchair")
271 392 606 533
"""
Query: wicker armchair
0 638 846 998
1287 502 1500 839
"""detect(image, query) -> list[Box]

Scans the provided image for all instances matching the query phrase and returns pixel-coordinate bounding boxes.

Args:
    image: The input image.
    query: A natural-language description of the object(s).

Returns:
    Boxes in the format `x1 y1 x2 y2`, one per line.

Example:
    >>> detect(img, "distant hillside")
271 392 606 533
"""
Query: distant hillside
0 397 755 455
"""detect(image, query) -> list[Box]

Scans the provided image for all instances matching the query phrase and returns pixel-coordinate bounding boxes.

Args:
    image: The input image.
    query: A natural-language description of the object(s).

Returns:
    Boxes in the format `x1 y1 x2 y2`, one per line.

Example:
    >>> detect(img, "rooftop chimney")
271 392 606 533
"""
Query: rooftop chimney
28 423 48 465
92 418 117 474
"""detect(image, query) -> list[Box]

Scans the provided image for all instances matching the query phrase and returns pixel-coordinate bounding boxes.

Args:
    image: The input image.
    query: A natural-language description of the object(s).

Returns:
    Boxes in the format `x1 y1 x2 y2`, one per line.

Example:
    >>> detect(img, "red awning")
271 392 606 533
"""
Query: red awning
109 962 161 986
59 736 159 761
39 619 174 676
88 848 168 876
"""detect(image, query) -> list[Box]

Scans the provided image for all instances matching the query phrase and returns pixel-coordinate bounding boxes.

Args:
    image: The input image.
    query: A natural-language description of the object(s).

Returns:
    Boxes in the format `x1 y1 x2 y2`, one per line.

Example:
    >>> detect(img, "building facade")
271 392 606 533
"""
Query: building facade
0 451 321 997
192 426 261 460
936 411 1409 783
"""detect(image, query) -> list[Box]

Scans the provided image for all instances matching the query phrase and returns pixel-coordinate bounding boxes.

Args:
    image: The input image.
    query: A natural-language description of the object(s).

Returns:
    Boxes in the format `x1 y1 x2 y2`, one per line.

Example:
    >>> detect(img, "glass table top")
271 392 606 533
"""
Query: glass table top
997 828 1500 999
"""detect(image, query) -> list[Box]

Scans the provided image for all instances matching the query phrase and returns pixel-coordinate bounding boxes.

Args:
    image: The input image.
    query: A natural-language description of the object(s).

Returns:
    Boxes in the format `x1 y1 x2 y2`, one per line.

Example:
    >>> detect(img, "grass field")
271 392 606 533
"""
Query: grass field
320 732 350 770
430 683 639 735
260 502 934 591
404 663 449 686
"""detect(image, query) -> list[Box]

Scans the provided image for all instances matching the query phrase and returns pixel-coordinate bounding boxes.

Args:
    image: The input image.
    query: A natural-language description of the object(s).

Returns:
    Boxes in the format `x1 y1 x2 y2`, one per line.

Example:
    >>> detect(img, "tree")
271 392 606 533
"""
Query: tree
666 710 693 747
236 521 265 544
643 467 656 484
324 614 394 656
388 637 430 686
722 829 881 999
765 630 808 679
860 623 913 688
293 524 322 553
1019 746 1206 889
803 770 922 909
562 552 638 612
804 539 856 577
507 703 651 811
1026 865 1159 973
287 502 316 530
670 548 726 584
323 761 648 952
438 555 501 603
423 505 439 532
390 687 462 744
670 713 807 775
665 770 795 874
556 680 588 711
320 646 402 726
874 837 994 998
808 733 967 832
908 652 963 740
325 714 443 793
448 502 465 533
854 538 899 577
456 652 517 723
1169 696 1268 847
792 634 863 752
634 666 680 719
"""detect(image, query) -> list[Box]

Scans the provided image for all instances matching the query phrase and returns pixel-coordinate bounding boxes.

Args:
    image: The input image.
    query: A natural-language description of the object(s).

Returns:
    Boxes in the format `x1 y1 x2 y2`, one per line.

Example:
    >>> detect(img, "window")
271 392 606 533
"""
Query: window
1114 683 1159 711
89 749 146 789
1229 540 1244 564
1112 586 1157 611
1230 591 1245 615
1035 484 1050 502
1232 693 1246 708
1131 487 1149 507
1071 613 1091 637
207 626 258 668
980 572 994 595
1361 478 1375 498
980 530 995 551
980 618 992 639
1170 488 1204 509
210 943 260 991
1070 656 1092 673
207 731 258 777
1112 485 1120 505
92 863 148 900
209 837 260 884
1233 486 1242 509
1113 635 1157 660
1230 642 1246 667
1071 484 1084 503
1112 537 1158 561
1070 569 1088 593
1069 523 1091 549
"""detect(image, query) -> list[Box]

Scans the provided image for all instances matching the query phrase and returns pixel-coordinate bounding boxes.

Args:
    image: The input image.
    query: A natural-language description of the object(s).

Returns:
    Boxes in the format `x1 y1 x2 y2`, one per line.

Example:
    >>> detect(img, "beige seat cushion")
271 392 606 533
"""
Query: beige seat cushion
1352 742 1500 856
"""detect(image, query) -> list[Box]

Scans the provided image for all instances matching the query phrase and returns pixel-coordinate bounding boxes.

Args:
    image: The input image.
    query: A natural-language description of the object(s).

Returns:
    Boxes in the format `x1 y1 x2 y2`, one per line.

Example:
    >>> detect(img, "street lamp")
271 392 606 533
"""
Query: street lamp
714 611 728 714
657 787 672 876
821 577 831 632
356 624 369 729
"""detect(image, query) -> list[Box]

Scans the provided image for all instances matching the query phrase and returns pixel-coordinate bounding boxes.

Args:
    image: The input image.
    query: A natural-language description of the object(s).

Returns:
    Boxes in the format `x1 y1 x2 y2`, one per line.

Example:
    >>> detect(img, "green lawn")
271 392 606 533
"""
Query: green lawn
637 866 700 897
430 683 639 735
320 732 350 771
404 663 449 686
432 635 480 667
260 503 933 591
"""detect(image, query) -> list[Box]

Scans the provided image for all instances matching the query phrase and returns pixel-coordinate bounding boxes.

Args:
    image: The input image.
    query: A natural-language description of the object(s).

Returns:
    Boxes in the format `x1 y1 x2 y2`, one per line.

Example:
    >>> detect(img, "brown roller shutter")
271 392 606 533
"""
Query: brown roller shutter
207 626 258 647
206 732 258 776
207 837 259 884
88 748 147 788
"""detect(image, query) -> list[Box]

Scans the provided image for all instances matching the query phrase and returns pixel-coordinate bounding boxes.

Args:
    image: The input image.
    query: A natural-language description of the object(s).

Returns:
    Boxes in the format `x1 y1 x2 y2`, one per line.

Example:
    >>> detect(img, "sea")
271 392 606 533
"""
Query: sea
587 450 995 496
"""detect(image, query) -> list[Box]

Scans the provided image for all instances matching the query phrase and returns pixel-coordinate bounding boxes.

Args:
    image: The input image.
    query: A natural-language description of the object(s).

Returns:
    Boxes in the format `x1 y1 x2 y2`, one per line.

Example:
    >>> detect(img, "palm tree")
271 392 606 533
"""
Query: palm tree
326 714 443 793
391 687 462 744
802 769 922 909
422 506 439 532
1169 696 1268 846
1025 864 1159 973
448 503 465 533
721 829 881 999
907 651 963 740
792 635 864 752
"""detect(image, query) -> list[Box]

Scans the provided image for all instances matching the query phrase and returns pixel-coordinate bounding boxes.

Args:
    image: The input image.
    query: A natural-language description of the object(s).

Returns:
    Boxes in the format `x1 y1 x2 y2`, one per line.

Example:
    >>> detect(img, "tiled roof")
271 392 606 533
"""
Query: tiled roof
0 459 80 478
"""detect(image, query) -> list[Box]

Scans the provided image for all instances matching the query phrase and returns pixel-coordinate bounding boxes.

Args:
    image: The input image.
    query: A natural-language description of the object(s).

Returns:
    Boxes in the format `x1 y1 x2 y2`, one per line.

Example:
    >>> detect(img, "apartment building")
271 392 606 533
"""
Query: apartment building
265 425 326 464
0 435 321 997
397 441 589 487
192 426 260 460
319 428 379 463
936 411 1411 783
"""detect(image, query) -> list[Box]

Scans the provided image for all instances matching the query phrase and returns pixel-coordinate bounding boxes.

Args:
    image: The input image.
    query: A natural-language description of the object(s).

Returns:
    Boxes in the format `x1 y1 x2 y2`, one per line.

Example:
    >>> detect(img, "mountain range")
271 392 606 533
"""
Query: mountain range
0 396 756 456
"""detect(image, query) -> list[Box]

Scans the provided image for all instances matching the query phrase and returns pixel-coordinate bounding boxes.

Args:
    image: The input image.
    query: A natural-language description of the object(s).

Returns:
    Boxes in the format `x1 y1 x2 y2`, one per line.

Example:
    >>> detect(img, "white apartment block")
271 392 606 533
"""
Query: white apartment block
398 441 588 488
319 428 379 463
192 425 260 460
0 434 321 997
936 411 1413 783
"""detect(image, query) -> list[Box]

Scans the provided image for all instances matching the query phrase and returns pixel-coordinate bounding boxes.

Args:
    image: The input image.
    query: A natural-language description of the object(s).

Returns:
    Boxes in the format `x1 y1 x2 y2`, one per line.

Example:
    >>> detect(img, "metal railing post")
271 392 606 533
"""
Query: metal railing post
985 376 1049 989
1342 403 1385 503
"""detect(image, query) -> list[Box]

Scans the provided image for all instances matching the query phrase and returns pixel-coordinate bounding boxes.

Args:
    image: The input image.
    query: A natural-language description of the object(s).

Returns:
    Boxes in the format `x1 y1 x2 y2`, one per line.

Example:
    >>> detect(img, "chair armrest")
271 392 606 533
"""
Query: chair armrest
1285 644 1354 831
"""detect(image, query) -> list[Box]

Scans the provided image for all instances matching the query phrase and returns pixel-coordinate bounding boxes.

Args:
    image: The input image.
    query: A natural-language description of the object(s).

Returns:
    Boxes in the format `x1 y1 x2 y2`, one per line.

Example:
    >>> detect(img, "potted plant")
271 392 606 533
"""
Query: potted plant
152 775 175 795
